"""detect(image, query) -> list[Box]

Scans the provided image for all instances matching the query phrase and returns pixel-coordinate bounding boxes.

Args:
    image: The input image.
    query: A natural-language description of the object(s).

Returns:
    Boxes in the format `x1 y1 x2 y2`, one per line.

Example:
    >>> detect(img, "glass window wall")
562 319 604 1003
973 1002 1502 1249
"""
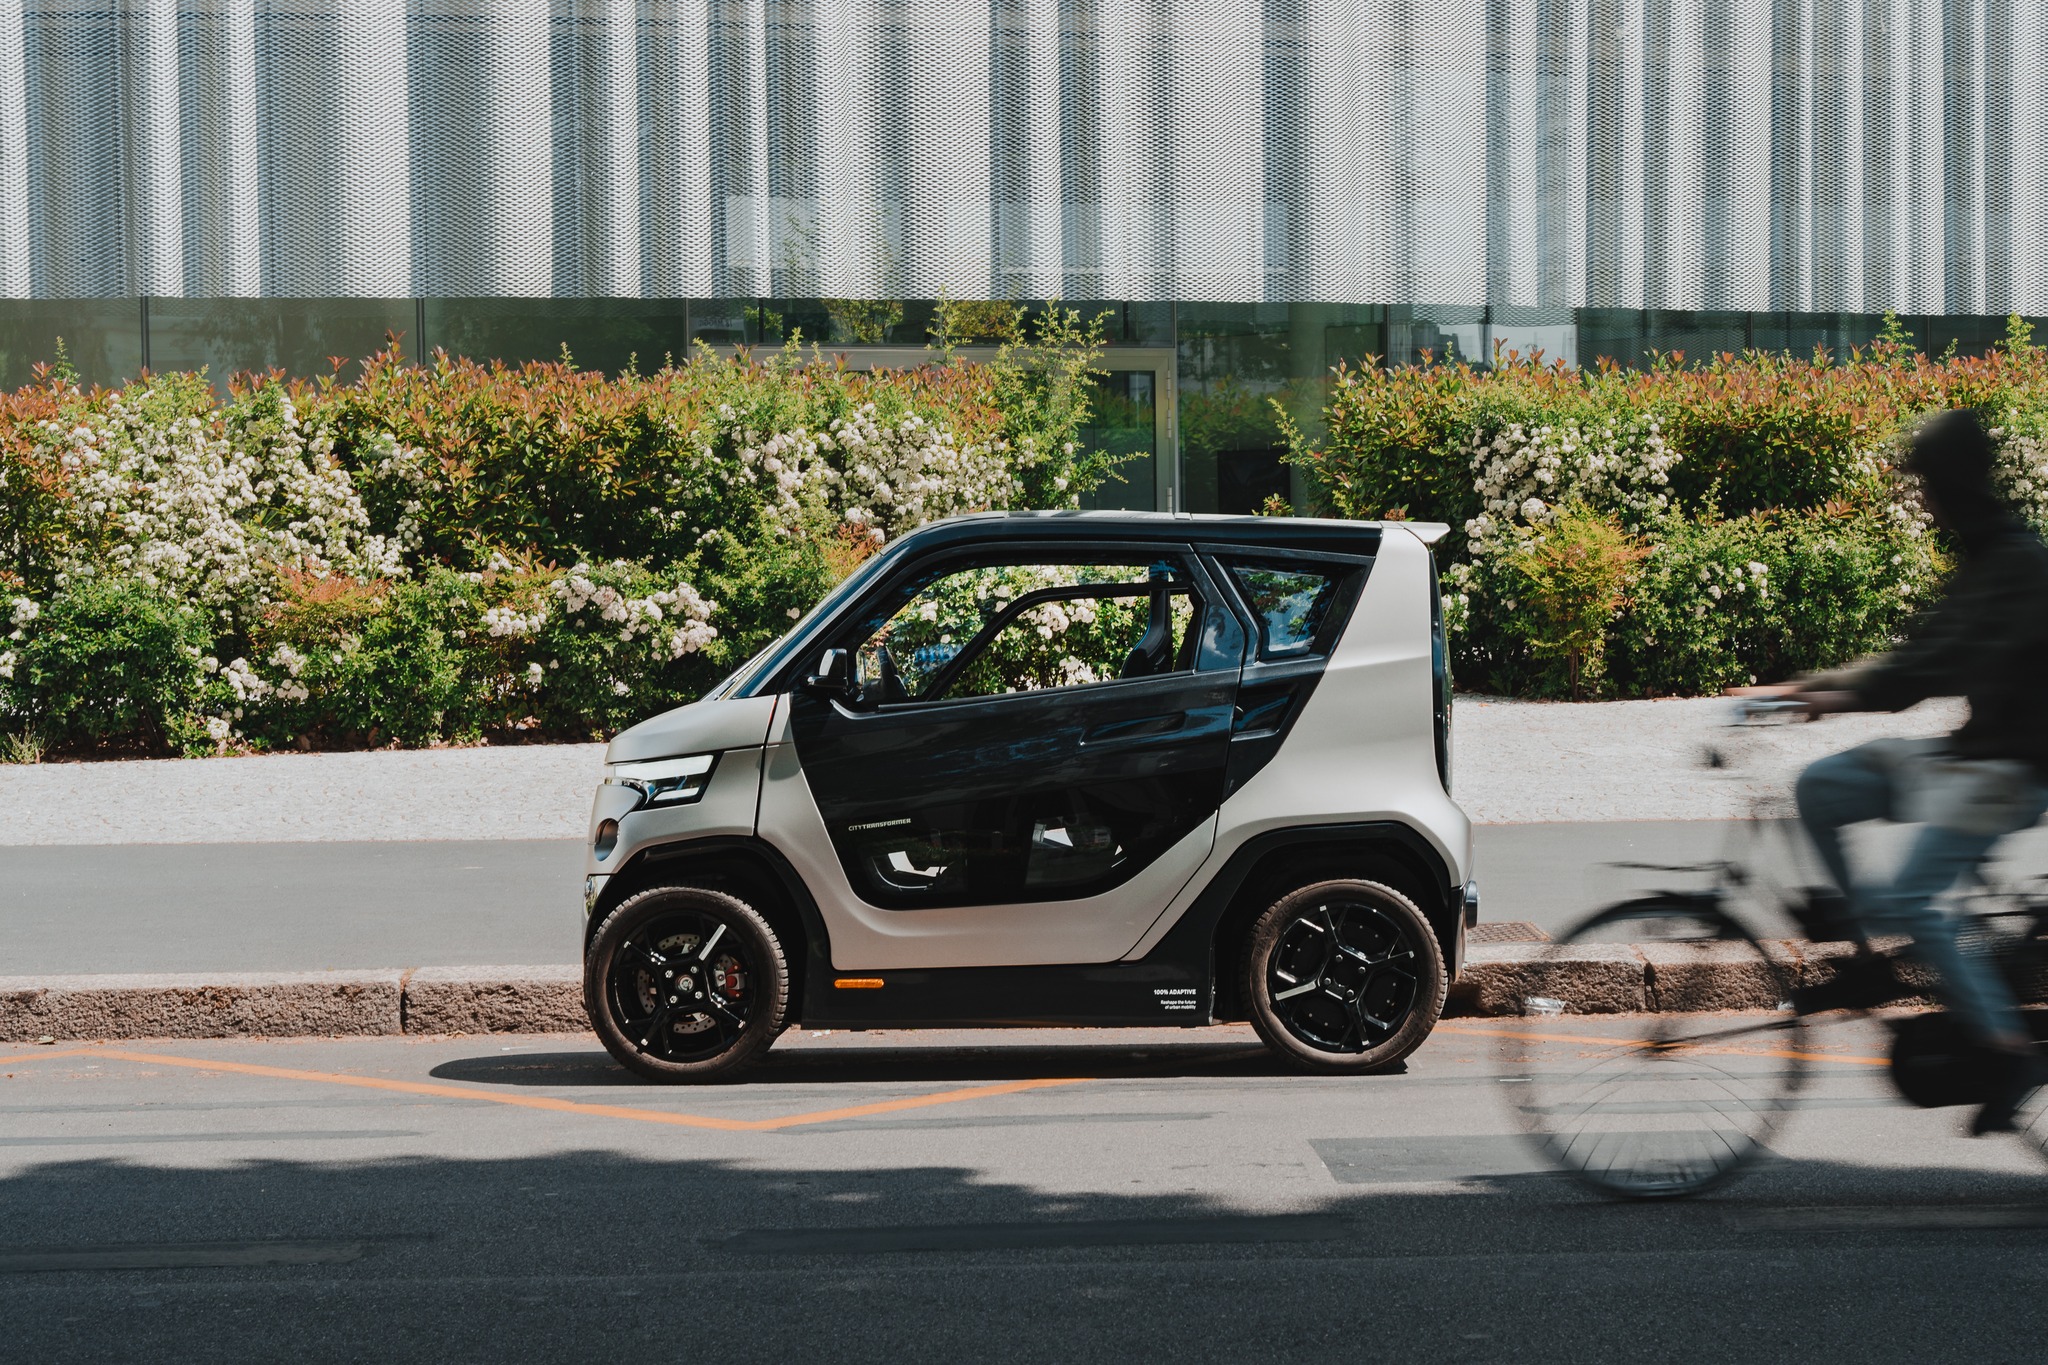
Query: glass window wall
1076 369 1159 512
1177 302 1383 515
424 299 693 374
147 298 415 384
0 300 143 389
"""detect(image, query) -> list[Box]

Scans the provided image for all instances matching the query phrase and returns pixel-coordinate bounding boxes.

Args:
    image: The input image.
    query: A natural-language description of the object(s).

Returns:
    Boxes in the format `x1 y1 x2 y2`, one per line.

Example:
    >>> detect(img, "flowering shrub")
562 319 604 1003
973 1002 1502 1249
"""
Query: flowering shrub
0 319 1127 754
727 400 1014 547
1296 331 2048 696
48 378 404 624
1496 504 1646 697
1607 511 1939 696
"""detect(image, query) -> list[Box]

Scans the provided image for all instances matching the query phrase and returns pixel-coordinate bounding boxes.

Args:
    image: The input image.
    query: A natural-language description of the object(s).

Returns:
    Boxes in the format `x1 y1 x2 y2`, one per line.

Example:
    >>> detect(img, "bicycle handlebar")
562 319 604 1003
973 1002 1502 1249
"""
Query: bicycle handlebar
1729 696 1810 725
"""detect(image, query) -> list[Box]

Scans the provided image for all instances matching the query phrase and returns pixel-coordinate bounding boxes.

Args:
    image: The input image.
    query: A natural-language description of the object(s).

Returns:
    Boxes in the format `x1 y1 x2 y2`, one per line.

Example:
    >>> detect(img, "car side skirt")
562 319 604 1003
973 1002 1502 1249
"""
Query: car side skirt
797 822 1459 1029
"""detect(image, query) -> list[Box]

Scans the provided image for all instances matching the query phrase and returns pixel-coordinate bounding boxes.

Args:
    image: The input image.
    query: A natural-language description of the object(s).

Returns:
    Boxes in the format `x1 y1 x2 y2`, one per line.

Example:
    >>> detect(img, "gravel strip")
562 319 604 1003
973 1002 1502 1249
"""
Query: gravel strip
1454 695 1966 824
0 744 604 845
0 698 1968 844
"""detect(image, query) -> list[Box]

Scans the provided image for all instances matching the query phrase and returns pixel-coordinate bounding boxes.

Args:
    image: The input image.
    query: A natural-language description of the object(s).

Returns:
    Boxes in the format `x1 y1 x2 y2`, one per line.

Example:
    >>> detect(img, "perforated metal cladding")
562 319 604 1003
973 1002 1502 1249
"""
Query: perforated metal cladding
3 0 2044 312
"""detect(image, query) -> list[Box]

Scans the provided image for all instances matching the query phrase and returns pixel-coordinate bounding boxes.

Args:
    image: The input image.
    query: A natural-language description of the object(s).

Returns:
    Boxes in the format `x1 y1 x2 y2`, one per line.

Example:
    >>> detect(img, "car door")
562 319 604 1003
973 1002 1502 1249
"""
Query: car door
778 545 1246 966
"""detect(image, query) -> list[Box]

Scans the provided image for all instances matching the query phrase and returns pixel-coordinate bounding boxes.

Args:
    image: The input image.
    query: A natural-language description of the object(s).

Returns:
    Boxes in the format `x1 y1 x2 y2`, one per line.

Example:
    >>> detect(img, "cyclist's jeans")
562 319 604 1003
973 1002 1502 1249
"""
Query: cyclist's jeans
1796 744 2048 1046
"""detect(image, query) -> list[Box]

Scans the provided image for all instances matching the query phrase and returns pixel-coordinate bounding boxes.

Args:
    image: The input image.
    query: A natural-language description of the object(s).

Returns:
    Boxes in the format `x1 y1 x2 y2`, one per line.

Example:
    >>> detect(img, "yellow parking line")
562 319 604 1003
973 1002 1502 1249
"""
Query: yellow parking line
91 1048 1091 1132
1435 1022 1888 1067
750 1077 1088 1130
0 1049 91 1067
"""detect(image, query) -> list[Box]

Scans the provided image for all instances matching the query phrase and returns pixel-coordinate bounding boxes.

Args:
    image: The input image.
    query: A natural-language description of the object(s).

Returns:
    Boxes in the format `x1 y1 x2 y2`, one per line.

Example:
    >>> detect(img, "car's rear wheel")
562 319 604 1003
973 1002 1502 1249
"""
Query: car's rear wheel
1245 878 1446 1072
584 885 789 1083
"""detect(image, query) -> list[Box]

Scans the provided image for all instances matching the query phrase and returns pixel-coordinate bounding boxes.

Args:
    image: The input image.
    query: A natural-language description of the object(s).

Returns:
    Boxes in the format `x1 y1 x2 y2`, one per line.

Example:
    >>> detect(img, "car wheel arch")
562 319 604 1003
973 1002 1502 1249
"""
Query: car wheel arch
1201 827 1458 1023
588 837 831 1026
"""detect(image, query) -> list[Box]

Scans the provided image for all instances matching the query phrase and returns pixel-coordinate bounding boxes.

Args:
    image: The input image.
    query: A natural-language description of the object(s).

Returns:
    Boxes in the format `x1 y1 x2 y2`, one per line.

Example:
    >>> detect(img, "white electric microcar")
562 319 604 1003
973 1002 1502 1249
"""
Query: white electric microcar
580 513 1476 1081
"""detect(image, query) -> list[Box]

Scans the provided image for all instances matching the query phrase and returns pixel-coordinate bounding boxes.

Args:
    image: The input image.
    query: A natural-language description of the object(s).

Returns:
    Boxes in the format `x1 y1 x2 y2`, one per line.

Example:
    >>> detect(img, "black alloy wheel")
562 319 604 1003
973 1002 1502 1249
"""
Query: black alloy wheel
584 886 789 1082
1245 878 1446 1073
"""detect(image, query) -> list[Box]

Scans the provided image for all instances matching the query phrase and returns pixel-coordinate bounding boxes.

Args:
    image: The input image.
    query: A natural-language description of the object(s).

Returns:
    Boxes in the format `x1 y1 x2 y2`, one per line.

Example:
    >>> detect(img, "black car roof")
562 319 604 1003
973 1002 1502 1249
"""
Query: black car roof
726 512 1426 698
884 511 1393 557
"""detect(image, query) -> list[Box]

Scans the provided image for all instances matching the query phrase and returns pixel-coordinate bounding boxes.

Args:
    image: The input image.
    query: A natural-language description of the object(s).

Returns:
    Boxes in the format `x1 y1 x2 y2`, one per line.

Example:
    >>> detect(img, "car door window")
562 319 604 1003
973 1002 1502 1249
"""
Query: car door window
792 548 1239 908
853 561 1199 705
1225 561 1341 660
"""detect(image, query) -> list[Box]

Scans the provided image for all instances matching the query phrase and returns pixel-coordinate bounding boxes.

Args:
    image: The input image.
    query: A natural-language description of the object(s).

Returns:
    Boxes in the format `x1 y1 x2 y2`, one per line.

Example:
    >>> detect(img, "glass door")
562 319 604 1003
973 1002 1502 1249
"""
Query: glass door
771 343 1179 513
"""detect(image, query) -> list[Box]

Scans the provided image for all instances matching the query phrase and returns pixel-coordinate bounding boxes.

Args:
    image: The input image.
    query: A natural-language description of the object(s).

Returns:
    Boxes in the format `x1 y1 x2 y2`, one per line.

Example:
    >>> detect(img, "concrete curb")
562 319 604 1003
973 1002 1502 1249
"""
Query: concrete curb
0 970 405 1042
2 943 1926 1042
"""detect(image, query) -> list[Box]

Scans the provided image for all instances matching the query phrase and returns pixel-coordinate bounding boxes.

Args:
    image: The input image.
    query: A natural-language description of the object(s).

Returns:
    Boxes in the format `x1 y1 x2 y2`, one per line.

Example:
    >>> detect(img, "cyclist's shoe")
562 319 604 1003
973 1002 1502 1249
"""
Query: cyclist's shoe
1788 886 1856 942
1792 954 1899 1014
1970 1052 2047 1136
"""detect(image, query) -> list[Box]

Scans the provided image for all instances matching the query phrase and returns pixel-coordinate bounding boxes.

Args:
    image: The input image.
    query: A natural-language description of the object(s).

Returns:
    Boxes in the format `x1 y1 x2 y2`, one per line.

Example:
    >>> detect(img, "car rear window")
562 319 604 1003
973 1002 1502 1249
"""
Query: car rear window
1226 562 1339 659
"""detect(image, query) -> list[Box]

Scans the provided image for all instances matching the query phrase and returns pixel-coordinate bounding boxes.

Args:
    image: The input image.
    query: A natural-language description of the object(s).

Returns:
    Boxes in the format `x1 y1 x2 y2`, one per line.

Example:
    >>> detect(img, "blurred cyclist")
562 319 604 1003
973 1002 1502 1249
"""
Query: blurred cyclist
1755 408 2048 1134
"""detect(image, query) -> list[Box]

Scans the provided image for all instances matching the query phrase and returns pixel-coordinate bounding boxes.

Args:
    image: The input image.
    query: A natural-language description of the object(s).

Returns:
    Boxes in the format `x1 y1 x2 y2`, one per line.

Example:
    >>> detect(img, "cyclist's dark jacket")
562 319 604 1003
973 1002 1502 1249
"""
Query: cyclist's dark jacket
1809 514 2048 774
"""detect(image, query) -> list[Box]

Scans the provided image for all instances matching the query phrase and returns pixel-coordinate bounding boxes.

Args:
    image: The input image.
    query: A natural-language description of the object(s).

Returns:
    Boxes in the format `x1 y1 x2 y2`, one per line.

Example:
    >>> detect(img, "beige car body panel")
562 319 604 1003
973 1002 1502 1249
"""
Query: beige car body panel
1123 525 1469 958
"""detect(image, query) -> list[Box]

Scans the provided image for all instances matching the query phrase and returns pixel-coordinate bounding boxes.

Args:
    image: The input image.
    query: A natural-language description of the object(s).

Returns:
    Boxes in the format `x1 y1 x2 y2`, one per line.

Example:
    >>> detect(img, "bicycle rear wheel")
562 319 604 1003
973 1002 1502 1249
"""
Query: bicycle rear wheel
1498 894 1806 1198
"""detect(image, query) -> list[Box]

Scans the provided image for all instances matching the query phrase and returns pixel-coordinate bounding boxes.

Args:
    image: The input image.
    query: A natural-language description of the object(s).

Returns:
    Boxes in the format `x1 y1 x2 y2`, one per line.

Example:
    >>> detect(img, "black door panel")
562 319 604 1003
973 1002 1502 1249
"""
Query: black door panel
792 672 1236 909
1085 712 1188 743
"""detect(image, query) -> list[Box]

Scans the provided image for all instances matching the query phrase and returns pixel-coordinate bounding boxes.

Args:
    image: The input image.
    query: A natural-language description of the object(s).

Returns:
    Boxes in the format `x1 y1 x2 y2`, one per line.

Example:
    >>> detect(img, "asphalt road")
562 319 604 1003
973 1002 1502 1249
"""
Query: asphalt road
12 822 2048 975
3 1018 2046 1363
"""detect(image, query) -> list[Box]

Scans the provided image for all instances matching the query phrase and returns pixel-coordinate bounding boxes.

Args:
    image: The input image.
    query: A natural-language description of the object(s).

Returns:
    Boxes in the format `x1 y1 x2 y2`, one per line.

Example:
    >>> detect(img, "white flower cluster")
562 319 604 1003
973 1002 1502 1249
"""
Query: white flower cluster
1680 558 1773 617
829 405 1011 542
726 403 1011 545
358 430 432 553
1055 656 1100 687
49 392 404 619
1461 414 1678 561
0 589 26 685
1026 597 1097 641
482 605 548 639
193 643 315 740
552 566 718 659
1005 434 1081 507
1989 411 2048 530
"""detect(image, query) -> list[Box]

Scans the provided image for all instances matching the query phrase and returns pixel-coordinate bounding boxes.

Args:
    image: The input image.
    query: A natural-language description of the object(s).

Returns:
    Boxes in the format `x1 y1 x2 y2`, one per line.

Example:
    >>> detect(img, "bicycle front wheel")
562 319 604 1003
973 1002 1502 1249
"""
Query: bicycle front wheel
1499 894 1807 1198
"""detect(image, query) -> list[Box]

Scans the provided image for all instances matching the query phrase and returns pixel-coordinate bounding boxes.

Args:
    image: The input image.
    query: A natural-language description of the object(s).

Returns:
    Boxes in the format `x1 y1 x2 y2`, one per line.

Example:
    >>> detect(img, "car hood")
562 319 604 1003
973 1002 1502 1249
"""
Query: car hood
604 694 780 765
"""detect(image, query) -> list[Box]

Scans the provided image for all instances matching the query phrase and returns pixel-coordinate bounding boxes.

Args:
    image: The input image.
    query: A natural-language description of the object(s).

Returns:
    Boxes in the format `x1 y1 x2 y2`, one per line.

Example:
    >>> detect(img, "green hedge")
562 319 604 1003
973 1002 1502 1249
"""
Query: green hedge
0 309 1128 755
1294 320 2048 697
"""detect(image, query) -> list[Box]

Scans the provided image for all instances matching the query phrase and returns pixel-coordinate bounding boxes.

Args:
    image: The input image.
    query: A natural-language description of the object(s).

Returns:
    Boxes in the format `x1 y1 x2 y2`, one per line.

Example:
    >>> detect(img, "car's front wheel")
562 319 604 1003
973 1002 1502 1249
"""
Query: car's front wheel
1244 878 1446 1072
584 886 789 1082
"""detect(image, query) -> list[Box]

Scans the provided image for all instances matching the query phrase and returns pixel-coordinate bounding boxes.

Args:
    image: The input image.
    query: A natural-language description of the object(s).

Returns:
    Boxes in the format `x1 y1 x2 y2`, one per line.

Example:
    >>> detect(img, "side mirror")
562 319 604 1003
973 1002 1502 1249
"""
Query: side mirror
803 648 854 699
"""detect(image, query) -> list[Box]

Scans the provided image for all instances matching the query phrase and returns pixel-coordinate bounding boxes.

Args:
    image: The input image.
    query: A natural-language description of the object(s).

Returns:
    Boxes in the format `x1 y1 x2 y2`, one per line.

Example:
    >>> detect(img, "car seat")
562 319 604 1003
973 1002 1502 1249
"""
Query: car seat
1118 580 1175 678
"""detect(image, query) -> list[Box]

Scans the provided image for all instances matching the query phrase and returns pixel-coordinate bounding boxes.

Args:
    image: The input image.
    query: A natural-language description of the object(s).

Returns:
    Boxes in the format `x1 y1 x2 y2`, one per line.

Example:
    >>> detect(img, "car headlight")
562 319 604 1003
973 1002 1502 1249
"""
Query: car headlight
606 752 718 808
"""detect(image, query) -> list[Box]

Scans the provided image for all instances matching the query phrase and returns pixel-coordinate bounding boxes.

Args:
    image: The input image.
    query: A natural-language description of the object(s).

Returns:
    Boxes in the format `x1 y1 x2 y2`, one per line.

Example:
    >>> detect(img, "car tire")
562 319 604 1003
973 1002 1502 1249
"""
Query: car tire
1244 878 1446 1073
584 885 790 1083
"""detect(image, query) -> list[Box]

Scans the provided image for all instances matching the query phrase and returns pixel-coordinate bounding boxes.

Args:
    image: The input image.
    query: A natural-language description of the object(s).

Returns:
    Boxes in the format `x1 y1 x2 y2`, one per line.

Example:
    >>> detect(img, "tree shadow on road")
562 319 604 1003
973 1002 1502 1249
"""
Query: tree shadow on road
3 1142 2047 1362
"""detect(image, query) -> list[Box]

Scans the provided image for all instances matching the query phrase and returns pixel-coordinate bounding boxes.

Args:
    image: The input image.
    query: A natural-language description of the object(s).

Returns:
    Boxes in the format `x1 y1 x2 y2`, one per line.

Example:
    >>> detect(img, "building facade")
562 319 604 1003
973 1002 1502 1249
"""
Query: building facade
3 0 2044 509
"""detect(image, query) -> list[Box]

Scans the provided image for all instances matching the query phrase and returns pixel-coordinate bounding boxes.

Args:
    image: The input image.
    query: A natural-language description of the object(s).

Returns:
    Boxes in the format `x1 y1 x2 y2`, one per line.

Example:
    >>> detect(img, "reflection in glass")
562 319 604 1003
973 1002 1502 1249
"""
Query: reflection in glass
856 561 1189 701
1177 303 1382 515
147 298 414 383
1077 370 1158 511
424 299 691 374
1227 563 1339 659
0 300 143 389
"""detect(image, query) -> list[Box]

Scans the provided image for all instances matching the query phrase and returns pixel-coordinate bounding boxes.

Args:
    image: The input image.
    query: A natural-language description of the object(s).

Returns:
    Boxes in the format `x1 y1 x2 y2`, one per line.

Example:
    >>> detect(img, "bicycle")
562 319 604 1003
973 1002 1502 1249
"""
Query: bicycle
1496 698 2048 1198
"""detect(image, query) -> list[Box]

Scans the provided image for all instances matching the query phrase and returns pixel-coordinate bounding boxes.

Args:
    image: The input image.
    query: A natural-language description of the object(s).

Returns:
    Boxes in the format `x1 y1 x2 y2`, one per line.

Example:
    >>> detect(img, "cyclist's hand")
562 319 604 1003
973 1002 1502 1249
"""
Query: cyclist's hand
1724 683 1855 720
1796 689 1858 718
